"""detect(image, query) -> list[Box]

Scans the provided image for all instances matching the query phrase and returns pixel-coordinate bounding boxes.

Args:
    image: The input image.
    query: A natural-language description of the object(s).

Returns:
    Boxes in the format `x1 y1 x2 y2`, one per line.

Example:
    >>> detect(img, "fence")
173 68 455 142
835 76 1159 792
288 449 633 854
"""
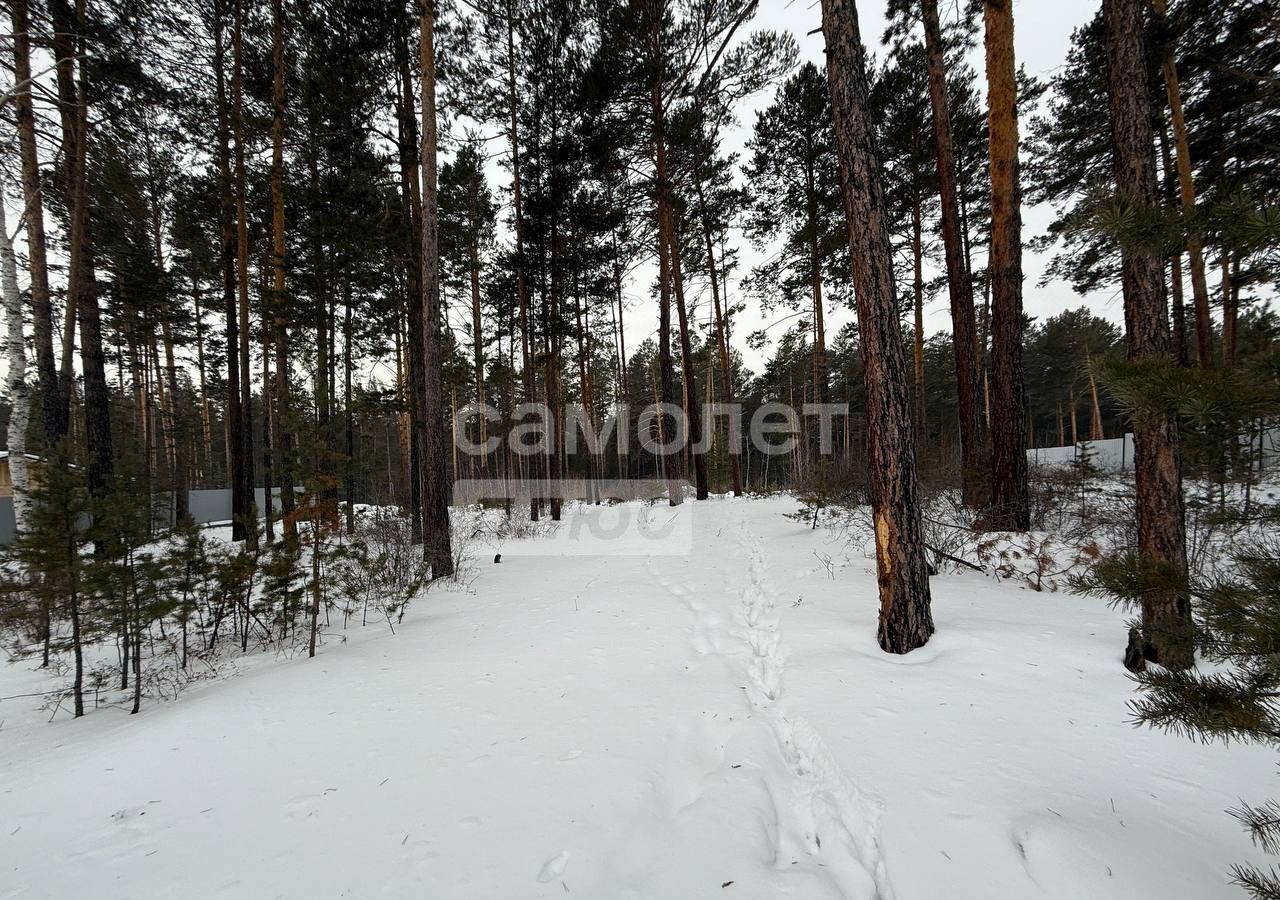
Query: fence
0 487 297 546
1026 435 1136 471
1027 428 1280 473
3 428 1276 543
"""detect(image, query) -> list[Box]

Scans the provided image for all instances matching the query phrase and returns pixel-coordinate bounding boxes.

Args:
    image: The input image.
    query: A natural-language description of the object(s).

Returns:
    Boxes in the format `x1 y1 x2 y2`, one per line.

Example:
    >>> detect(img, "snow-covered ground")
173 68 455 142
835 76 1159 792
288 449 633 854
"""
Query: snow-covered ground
0 496 1272 899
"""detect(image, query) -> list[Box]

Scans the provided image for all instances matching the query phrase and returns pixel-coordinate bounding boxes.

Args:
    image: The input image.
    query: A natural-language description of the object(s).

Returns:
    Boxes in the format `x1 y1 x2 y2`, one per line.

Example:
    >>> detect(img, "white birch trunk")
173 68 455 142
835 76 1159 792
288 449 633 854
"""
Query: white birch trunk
2 199 32 532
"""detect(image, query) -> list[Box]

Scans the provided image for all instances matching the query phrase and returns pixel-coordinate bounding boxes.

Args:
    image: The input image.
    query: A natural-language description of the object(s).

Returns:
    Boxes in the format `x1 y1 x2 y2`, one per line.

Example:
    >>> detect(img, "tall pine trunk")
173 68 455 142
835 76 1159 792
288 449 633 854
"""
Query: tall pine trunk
911 195 925 443
546 216 563 523
63 0 112 503
50 0 81 440
1221 252 1238 367
344 296 355 531
649 78 683 507
505 0 538 521
1151 0 1212 369
666 217 709 501
161 317 190 524
1157 127 1190 367
696 182 742 496
50 0 111 500
394 3 425 542
419 0 454 577
214 1 247 542
10 0 60 445
921 0 982 509
261 307 274 542
270 0 296 539
806 167 830 408
193 279 214 483
983 0 1030 531
469 204 486 469
232 0 258 549
1102 0 1193 669
821 0 934 654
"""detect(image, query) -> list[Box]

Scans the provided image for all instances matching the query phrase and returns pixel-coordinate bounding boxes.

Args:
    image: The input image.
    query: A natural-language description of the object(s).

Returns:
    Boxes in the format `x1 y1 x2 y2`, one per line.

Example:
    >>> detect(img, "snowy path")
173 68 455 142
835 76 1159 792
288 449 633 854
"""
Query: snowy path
1 497 1274 899
655 519 893 899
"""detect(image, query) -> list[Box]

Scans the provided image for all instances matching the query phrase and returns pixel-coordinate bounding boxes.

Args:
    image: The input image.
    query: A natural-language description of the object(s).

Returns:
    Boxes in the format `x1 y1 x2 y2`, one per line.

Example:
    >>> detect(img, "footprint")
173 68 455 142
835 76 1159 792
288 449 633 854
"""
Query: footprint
536 850 570 883
283 794 320 821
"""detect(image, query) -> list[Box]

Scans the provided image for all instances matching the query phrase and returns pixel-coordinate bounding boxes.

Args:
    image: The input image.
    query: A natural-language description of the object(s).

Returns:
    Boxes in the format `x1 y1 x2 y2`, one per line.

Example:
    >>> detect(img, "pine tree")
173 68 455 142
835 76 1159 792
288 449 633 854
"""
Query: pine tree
2 448 93 716
691 142 744 495
821 0 935 654
419 0 454 576
1102 0 1194 669
9 0 61 447
269 0 297 541
1079 352 1280 898
896 0 983 508
51 0 114 508
440 143 499 464
870 38 938 444
742 62 847 410
982 0 1030 531
230 0 258 549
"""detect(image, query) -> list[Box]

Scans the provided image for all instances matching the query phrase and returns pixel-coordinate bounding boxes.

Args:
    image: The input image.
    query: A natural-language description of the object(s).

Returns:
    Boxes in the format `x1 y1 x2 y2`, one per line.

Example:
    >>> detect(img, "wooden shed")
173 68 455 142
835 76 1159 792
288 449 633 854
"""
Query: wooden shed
0 451 47 498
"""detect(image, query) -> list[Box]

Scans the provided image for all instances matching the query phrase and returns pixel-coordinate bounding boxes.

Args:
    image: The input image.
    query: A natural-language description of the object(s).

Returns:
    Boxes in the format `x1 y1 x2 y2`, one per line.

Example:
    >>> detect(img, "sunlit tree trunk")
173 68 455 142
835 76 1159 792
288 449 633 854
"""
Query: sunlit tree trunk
983 0 1030 531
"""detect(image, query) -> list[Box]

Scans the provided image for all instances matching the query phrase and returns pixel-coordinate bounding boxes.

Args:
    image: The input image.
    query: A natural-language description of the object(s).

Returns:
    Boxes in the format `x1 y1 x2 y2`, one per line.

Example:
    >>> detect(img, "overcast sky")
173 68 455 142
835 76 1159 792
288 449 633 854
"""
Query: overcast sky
631 0 1113 373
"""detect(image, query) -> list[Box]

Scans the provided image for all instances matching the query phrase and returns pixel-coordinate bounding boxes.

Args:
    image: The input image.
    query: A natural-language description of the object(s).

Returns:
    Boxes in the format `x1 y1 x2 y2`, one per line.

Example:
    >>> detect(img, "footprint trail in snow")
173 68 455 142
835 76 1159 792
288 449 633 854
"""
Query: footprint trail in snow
668 515 896 900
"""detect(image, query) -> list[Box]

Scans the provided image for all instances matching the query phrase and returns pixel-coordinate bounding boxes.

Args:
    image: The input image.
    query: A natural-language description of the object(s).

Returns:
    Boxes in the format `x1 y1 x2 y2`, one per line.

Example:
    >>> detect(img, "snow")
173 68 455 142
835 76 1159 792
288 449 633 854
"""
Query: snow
0 496 1273 899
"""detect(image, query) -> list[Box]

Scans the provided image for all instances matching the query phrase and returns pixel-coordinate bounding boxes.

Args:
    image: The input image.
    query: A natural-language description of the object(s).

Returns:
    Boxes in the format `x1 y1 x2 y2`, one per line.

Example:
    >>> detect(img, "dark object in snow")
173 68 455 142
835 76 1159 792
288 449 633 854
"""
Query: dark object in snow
494 553 502 564
1123 627 1146 673
721 882 733 889
926 543 984 574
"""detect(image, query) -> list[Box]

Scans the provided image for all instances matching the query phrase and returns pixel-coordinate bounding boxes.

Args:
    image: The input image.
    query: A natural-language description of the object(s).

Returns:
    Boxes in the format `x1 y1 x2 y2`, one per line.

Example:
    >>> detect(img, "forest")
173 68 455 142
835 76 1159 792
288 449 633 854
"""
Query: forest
1 0 1279 897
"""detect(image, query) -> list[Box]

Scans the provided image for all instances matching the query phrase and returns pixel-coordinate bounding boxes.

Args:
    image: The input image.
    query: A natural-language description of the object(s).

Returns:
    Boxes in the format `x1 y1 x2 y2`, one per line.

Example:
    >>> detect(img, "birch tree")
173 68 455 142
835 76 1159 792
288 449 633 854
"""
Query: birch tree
1 200 32 530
